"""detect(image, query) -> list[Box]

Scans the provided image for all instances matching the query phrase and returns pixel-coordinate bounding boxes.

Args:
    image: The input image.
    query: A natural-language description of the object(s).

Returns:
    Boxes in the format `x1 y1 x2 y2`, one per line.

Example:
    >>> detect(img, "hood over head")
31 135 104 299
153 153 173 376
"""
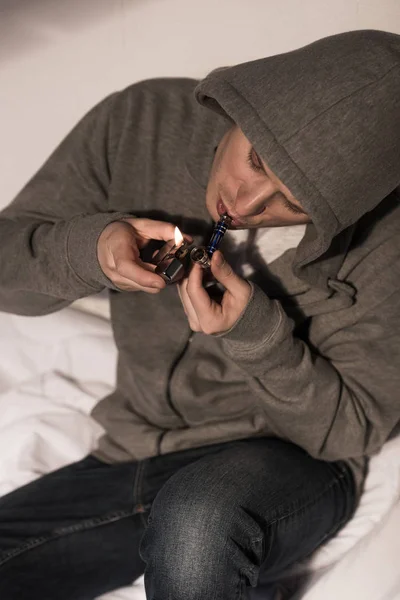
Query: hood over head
195 30 400 287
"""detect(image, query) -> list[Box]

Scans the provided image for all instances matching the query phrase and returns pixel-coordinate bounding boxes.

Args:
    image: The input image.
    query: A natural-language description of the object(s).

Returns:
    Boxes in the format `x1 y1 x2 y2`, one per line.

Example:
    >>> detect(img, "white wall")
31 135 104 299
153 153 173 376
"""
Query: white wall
1 0 399 207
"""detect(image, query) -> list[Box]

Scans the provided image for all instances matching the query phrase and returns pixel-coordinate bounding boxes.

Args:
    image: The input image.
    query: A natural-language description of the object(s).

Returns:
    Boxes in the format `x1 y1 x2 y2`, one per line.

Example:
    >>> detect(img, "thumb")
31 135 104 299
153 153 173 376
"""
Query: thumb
122 218 176 247
210 251 248 296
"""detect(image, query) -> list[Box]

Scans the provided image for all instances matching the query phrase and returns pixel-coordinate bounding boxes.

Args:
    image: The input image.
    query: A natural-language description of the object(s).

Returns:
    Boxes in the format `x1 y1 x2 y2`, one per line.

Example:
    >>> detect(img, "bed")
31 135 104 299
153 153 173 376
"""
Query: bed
1 292 399 600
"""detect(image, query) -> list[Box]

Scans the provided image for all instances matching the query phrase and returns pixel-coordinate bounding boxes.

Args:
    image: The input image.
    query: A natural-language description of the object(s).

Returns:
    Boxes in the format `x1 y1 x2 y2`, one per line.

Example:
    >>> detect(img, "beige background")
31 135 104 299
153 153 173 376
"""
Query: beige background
1 0 399 208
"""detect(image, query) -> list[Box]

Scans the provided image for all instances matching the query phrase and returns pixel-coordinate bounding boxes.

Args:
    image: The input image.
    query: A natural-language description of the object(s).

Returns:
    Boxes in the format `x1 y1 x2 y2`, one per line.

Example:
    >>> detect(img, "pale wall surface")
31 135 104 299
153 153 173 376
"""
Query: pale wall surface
1 0 399 207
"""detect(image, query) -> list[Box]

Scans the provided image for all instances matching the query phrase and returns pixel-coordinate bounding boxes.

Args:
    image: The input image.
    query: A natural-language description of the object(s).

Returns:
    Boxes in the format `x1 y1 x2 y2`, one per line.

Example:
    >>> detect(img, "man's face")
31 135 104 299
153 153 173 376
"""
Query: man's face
205 126 311 228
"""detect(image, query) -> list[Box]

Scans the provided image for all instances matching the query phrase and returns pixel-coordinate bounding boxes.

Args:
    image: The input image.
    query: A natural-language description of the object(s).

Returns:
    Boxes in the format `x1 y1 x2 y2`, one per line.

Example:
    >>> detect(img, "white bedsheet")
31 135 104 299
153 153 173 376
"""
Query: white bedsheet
0 300 399 599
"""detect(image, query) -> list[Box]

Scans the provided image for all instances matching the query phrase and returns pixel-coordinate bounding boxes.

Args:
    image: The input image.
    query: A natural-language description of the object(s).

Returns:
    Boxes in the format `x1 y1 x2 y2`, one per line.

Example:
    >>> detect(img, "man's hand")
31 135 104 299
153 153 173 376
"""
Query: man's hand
97 218 175 293
178 251 251 334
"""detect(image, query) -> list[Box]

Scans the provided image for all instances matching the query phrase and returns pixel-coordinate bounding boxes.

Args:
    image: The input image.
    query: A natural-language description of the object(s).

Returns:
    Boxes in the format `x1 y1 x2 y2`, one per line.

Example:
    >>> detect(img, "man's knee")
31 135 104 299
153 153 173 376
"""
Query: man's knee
140 464 264 595
142 472 229 562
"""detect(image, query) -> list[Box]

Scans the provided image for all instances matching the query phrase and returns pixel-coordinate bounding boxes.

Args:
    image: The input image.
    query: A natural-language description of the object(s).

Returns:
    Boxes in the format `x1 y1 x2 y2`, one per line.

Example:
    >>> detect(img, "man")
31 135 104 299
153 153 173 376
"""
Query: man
0 29 399 600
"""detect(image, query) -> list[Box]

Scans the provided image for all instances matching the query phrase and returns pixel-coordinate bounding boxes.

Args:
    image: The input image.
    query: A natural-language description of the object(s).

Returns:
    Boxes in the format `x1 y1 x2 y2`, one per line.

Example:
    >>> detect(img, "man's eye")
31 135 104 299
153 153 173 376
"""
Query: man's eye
247 148 263 173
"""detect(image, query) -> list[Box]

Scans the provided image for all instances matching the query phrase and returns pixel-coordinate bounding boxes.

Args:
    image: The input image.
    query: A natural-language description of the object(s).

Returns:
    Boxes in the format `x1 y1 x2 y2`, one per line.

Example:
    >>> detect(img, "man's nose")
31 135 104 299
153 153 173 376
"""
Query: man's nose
233 181 274 217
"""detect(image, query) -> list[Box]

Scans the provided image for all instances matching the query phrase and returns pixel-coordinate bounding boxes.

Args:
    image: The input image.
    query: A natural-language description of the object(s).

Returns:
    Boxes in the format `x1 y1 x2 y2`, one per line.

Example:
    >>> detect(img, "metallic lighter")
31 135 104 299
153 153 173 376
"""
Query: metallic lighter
153 237 191 284
190 213 232 268
152 214 232 285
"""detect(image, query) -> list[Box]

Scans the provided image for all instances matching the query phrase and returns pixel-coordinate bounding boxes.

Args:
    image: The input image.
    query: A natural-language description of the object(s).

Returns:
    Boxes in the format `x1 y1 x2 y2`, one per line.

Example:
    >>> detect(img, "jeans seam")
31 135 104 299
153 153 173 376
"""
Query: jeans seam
236 572 245 600
267 470 347 527
0 508 140 568
226 474 345 580
133 459 149 527
132 460 144 507
232 469 351 581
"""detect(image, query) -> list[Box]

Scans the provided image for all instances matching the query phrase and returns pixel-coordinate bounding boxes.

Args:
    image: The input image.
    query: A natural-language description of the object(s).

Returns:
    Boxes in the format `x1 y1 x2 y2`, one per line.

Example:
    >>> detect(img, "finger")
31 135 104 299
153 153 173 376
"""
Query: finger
177 278 201 329
186 263 217 317
122 218 176 247
210 251 249 297
114 279 162 294
114 256 166 289
107 232 165 286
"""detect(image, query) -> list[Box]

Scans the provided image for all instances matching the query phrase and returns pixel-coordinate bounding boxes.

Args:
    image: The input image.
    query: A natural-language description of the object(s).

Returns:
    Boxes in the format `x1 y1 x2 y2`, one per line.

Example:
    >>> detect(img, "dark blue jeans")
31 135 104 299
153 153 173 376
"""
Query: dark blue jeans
0 438 355 600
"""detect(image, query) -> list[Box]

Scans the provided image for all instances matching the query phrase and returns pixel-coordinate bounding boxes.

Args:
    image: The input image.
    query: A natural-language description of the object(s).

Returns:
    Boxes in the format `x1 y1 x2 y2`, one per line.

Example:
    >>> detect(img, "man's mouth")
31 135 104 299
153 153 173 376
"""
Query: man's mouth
217 197 247 228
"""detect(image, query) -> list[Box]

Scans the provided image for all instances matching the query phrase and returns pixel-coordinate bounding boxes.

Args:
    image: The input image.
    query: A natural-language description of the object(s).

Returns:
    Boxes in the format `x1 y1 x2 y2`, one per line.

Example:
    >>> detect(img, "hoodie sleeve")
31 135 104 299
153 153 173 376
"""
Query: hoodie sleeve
220 284 400 462
0 92 132 316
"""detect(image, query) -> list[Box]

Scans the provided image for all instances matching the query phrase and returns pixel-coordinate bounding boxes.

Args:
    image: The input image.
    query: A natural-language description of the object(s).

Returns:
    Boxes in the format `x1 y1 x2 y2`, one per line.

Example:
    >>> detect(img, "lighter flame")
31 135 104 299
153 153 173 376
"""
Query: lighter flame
174 226 184 247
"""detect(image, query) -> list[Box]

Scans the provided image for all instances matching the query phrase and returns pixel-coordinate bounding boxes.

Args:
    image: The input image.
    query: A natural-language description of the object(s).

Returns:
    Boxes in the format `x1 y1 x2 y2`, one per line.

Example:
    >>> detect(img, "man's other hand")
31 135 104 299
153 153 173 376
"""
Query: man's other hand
178 251 251 335
97 218 175 293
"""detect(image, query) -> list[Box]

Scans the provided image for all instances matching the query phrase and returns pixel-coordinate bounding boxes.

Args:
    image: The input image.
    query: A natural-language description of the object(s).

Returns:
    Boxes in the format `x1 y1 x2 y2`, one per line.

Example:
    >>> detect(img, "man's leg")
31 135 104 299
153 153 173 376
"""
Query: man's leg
140 438 356 600
0 456 147 600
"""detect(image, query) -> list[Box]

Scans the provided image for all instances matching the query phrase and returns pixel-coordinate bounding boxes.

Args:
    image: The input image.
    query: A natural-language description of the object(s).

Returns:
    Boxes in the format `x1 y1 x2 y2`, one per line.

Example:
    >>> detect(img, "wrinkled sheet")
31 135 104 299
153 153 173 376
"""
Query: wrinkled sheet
0 303 399 599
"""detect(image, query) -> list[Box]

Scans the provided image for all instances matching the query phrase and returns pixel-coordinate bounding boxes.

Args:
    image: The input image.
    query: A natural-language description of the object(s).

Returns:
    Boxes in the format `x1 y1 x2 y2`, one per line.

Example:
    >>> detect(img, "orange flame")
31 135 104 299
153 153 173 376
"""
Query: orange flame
174 226 184 247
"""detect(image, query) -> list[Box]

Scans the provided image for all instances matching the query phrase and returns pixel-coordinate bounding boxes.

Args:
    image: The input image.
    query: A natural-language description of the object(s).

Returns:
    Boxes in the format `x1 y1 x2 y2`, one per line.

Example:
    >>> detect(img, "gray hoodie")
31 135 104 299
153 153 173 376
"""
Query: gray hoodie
0 30 399 496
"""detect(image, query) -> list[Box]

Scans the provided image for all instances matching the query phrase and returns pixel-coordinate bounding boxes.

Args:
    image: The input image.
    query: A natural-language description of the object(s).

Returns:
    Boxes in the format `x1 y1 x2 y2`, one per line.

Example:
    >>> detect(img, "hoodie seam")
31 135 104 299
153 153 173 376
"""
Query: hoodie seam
224 302 284 355
283 63 399 144
65 218 102 292
354 286 400 323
